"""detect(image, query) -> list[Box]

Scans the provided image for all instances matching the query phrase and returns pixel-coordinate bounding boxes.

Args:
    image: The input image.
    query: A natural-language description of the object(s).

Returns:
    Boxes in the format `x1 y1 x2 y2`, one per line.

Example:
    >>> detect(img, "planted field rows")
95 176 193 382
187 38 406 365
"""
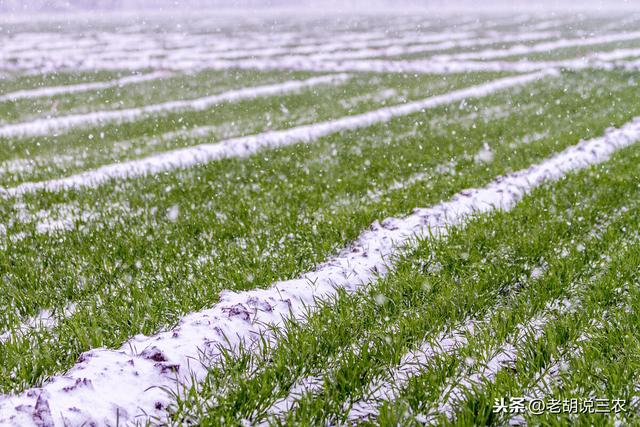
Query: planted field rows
0 10 640 427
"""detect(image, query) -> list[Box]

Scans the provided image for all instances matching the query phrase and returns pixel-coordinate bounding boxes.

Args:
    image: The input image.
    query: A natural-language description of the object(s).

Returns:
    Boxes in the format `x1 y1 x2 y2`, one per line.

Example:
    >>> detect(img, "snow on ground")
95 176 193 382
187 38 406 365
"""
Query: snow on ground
180 47 640 75
1 16 638 76
347 320 478 421
429 31 640 61
1 12 640 427
0 70 556 196
0 304 77 344
0 74 351 138
0 71 172 102
2 109 640 426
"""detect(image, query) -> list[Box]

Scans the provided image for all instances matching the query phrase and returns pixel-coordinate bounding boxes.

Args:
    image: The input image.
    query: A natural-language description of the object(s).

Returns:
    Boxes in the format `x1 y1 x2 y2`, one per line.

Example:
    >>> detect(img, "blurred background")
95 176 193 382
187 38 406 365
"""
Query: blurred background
1 0 638 13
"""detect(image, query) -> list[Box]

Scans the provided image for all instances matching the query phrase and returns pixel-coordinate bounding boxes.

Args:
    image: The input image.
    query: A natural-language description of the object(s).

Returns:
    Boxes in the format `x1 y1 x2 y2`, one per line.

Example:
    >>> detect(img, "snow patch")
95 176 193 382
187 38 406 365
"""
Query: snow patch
0 304 77 344
473 143 494 164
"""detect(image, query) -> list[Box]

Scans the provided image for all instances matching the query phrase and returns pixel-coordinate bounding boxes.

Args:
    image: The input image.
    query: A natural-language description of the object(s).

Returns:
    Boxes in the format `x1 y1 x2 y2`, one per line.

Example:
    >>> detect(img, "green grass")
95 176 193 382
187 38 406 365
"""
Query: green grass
169 132 640 426
2 13 640 426
503 39 640 62
0 69 292 124
0 70 126 97
1 69 639 397
0 71 504 186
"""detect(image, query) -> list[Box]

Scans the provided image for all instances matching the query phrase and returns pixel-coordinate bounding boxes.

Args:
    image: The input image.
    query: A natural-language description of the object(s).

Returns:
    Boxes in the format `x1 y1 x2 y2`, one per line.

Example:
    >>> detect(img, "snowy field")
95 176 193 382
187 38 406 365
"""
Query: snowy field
1 10 640 426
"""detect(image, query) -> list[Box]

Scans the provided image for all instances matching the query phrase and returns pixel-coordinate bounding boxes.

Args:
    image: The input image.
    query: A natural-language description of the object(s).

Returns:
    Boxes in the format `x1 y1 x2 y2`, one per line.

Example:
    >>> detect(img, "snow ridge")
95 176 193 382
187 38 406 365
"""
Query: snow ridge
0 73 352 138
1 70 556 197
431 31 640 62
0 71 173 102
187 47 640 75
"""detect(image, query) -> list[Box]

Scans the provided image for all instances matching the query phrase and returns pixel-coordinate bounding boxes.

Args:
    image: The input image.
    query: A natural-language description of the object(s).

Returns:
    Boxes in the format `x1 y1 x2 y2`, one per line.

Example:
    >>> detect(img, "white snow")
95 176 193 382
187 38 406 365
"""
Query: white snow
2 107 640 426
160 47 640 75
0 29 475 73
0 74 351 138
0 304 77 344
7 41 638 76
473 143 494 164
166 205 180 222
347 260 546 422
348 322 476 421
0 28 558 74
261 31 559 63
430 31 640 62
1 70 557 197
0 71 172 102
426 299 573 422
263 375 326 420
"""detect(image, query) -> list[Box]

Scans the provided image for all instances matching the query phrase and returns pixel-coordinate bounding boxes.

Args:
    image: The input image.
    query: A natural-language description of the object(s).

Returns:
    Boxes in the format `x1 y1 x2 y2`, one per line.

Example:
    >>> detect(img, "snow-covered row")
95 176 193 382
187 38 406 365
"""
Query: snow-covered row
0 71 173 102
1 70 556 196
346 261 545 422
204 31 481 60
0 24 565 73
348 321 477 421
3 104 640 427
0 26 425 59
0 30 348 57
264 319 475 423
262 296 475 421
511 307 616 425
11 33 638 75
168 47 640 75
0 30 477 72
523 19 564 31
265 31 559 63
0 73 351 138
430 31 640 62
424 219 637 423
413 291 588 424
434 347 518 420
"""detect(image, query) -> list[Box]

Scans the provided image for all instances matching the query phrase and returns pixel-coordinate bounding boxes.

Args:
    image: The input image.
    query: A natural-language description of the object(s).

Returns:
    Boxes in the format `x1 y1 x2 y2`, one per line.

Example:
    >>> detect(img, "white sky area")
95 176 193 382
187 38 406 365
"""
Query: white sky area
1 0 639 13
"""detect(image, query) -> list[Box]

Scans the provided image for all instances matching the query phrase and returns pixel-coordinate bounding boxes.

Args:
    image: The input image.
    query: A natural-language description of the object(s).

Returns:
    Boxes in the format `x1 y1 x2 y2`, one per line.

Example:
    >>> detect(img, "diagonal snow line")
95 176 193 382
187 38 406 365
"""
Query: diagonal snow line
345 260 546 422
2 111 640 426
260 301 473 422
3 33 560 76
171 47 640 75
205 32 480 60
512 306 614 427
235 31 559 62
430 31 640 62
0 71 173 103
347 321 477 422
0 31 475 69
264 320 477 424
433 345 520 420
442 297 616 424
507 243 638 425
347 230 624 424
423 233 636 425
421 298 581 424
0 73 351 139
2 30 554 73
1 70 557 198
